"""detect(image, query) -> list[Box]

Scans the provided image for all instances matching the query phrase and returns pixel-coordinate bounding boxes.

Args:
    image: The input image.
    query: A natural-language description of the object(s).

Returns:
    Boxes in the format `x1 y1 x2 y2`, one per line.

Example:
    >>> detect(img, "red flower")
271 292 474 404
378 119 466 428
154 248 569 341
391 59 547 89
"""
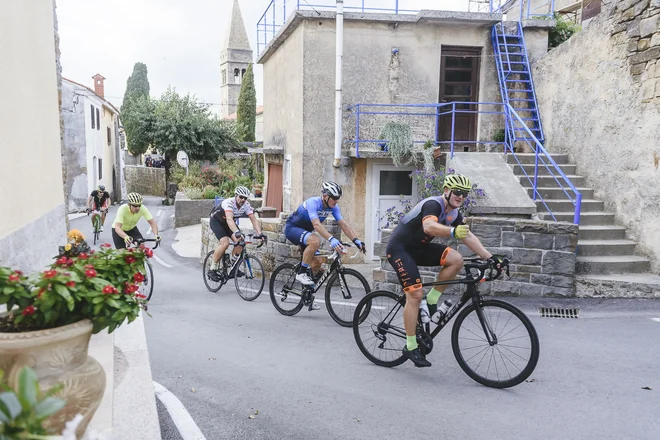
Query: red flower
55 256 68 266
102 285 115 294
22 305 35 316
124 255 136 264
44 270 57 279
78 253 89 260
124 283 139 294
133 272 145 283
85 269 97 278
84 264 95 270
8 273 20 283
66 281 76 288
135 293 147 299
101 243 112 248
90 250 96 254
144 248 154 259
14 270 23 276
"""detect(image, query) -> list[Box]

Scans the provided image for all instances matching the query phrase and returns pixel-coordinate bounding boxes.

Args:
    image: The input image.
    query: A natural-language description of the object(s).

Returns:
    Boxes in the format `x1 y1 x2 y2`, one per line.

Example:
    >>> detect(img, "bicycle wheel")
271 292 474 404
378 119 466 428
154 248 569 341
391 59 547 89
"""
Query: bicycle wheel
93 216 100 245
234 253 265 301
269 263 304 316
352 290 407 367
141 260 155 301
325 268 371 327
202 251 223 293
451 299 540 388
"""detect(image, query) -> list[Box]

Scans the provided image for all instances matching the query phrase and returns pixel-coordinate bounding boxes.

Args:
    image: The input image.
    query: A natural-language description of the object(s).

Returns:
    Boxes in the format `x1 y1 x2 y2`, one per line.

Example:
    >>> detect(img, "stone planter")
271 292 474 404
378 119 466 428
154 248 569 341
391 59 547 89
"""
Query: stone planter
0 319 106 438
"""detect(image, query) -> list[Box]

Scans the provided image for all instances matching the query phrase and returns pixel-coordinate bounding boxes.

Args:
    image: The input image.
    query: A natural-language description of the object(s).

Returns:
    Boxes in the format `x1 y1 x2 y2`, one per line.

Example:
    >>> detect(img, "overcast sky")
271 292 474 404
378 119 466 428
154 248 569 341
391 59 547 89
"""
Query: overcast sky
57 0 470 115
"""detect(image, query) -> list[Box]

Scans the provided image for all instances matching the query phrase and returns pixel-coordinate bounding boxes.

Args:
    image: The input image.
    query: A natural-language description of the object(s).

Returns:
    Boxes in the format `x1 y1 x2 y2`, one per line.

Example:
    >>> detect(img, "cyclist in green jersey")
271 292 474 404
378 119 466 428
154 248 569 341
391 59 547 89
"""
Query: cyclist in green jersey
112 193 161 249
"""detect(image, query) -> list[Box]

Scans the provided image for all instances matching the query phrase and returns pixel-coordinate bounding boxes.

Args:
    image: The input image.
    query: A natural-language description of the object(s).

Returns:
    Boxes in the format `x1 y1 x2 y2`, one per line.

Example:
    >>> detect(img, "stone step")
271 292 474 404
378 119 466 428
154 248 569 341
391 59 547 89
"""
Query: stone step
506 153 571 164
578 225 627 240
538 211 614 226
576 255 651 274
519 174 586 187
576 273 660 298
525 186 594 199
577 239 638 256
536 199 604 213
512 163 577 176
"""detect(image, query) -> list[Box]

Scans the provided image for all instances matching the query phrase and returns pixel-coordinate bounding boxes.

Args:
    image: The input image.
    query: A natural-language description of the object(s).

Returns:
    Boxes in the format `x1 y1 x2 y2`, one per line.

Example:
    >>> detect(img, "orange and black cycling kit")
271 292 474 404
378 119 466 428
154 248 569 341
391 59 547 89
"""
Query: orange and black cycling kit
386 196 464 293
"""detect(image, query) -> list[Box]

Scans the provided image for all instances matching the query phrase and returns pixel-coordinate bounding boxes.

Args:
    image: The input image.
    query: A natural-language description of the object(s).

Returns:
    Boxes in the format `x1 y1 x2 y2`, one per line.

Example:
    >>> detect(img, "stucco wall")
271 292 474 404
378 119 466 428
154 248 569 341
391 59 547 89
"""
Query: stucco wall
62 80 89 212
533 1 660 271
0 0 67 271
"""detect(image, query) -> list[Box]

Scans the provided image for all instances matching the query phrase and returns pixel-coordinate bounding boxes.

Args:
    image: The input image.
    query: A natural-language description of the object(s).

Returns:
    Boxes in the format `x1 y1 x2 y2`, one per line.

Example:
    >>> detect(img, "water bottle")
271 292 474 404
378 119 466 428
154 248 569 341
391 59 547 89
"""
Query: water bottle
222 253 230 269
431 300 453 324
420 298 431 324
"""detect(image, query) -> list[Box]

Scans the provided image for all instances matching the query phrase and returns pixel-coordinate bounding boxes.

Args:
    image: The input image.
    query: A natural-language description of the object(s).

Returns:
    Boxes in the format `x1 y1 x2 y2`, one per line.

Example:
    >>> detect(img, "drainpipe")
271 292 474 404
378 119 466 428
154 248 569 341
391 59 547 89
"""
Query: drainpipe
333 0 344 168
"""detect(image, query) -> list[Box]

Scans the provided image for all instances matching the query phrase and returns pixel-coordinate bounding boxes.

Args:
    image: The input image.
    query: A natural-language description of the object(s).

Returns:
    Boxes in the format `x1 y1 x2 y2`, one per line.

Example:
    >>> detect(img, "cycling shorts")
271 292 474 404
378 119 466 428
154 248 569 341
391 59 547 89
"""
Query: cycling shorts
284 225 311 247
385 241 453 293
112 227 143 249
210 218 238 240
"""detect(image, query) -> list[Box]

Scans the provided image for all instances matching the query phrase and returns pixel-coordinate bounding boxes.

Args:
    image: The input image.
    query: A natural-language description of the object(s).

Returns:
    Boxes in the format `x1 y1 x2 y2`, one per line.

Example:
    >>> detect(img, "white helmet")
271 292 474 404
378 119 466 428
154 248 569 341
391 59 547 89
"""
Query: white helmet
234 186 250 198
322 181 342 198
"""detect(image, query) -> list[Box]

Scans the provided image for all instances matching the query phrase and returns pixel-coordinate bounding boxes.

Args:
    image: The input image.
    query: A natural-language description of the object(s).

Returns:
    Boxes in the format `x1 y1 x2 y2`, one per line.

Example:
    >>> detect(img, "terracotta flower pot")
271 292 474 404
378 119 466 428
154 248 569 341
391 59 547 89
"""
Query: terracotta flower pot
0 319 106 438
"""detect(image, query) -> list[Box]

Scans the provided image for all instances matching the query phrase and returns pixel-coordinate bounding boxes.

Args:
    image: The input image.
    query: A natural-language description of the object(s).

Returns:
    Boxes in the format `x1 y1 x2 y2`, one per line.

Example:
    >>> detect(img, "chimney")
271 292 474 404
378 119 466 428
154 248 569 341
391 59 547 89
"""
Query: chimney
92 73 106 98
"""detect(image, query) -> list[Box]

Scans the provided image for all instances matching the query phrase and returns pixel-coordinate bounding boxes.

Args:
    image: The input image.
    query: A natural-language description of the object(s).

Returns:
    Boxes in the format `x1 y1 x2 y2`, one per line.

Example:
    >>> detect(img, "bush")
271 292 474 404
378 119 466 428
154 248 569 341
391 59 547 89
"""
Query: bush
200 167 221 187
184 187 204 200
202 186 220 200
170 161 202 186
179 174 204 190
549 14 580 49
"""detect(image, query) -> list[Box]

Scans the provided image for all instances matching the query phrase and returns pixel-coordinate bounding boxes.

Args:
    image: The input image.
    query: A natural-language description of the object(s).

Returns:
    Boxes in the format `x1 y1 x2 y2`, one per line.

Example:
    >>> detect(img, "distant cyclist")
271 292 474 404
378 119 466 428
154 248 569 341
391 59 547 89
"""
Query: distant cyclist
284 181 366 309
87 185 111 232
385 174 503 368
208 186 265 281
112 193 161 249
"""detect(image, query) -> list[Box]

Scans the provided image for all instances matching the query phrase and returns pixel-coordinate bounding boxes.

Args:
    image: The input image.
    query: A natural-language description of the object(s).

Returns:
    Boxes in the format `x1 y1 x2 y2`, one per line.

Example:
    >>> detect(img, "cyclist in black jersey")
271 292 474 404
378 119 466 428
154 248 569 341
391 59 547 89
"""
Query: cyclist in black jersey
386 174 504 368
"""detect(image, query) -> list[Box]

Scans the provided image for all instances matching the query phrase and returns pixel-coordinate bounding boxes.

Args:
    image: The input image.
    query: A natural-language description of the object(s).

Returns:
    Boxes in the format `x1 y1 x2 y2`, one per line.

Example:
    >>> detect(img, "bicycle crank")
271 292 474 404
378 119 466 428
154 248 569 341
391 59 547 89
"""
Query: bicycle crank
417 327 434 356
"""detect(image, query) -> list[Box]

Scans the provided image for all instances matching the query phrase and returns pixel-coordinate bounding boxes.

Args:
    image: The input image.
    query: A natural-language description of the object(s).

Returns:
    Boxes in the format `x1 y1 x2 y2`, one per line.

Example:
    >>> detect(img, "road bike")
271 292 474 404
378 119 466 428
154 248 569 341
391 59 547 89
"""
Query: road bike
87 209 107 245
269 242 370 327
352 258 540 388
202 234 267 301
127 237 160 302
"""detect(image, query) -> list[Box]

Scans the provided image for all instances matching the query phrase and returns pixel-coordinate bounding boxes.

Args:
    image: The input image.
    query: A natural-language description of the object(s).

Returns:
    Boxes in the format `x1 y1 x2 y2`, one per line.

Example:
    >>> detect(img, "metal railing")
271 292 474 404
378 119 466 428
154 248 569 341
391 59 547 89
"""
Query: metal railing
490 0 555 20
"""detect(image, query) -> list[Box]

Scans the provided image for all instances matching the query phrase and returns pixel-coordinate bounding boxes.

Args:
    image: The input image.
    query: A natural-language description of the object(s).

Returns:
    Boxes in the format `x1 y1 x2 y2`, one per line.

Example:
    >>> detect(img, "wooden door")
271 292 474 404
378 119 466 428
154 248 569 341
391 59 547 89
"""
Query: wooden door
265 163 283 215
438 47 481 151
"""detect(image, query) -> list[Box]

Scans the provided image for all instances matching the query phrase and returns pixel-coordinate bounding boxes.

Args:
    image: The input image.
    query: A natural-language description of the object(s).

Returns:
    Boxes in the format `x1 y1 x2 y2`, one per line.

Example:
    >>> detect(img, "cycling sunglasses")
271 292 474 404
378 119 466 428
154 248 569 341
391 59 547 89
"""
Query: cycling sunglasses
452 189 469 198
129 203 141 208
237 196 248 200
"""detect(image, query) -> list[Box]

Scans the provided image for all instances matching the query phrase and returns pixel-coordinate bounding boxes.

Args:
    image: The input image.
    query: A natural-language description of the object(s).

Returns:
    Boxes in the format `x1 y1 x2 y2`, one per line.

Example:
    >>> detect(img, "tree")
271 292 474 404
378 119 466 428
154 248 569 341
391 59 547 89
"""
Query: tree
121 63 151 156
236 63 256 142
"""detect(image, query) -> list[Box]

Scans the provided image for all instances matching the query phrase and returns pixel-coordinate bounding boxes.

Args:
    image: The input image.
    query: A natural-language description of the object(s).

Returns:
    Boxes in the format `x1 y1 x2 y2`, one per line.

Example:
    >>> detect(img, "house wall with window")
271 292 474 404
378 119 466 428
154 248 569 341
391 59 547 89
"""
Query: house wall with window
0 0 68 272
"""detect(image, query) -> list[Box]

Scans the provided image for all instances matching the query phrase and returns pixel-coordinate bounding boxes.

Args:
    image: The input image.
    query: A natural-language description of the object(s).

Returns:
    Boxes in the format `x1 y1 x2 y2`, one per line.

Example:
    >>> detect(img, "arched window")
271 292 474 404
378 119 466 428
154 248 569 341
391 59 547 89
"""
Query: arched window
241 68 246 78
234 68 241 84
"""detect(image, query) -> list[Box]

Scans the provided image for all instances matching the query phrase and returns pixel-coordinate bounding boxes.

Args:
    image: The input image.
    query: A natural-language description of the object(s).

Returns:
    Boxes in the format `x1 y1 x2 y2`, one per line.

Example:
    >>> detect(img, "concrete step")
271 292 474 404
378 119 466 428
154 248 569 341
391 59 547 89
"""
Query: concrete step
519 175 586 187
577 239 637 256
506 153 571 165
576 273 660 298
525 187 594 199
578 225 627 240
538 211 614 225
576 255 651 274
536 199 603 213
512 163 577 176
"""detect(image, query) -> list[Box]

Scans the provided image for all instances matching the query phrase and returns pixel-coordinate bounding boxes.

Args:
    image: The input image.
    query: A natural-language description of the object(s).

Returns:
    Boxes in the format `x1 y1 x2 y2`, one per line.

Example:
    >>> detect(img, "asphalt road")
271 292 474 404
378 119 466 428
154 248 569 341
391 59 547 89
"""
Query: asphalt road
74 198 660 440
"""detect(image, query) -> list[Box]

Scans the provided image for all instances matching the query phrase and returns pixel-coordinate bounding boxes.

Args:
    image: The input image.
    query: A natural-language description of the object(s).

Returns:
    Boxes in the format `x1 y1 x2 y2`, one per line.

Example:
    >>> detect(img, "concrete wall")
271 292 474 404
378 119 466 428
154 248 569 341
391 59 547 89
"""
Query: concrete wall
533 0 660 272
0 0 68 272
174 192 215 228
62 80 89 212
124 166 166 197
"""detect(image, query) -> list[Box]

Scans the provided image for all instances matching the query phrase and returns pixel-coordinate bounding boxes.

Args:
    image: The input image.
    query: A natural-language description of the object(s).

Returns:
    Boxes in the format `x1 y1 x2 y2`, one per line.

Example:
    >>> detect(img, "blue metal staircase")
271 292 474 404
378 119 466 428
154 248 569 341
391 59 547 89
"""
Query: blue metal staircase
492 22 544 144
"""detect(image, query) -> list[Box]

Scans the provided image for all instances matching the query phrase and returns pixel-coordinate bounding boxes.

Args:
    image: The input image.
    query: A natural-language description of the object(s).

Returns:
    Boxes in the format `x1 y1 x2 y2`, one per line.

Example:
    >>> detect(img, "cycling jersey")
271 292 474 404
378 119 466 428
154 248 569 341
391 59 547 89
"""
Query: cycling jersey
211 197 253 224
90 190 110 210
389 196 463 246
113 204 153 231
286 197 343 231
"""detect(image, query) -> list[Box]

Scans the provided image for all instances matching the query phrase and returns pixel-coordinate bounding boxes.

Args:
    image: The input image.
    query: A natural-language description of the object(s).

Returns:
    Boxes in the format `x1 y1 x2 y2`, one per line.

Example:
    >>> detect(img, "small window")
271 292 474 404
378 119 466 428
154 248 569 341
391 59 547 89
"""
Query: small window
234 68 241 84
90 105 95 129
98 158 103 180
283 155 292 187
107 127 112 145
96 108 100 130
241 68 246 78
221 69 227 85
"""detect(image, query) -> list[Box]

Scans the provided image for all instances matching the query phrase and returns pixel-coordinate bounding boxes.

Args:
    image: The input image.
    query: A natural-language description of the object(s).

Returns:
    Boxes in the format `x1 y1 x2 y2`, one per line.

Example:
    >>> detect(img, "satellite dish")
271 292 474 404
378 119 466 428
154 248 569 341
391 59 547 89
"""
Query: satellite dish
176 151 189 167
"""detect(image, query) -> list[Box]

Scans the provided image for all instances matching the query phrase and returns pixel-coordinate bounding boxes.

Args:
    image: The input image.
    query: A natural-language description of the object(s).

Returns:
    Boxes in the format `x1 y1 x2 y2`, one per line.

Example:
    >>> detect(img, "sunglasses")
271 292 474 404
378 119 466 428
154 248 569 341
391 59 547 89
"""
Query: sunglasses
237 196 247 200
452 190 469 198
129 204 141 208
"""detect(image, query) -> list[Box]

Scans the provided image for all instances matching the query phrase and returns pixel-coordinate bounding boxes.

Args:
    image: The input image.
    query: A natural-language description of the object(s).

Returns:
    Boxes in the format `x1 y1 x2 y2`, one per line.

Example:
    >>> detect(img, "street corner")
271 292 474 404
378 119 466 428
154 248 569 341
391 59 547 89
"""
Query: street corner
171 223 202 259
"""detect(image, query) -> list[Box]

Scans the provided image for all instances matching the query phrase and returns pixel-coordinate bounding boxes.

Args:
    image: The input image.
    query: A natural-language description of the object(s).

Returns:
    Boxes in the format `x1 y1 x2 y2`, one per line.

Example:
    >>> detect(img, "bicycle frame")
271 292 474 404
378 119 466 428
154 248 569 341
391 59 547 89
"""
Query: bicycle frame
293 244 360 294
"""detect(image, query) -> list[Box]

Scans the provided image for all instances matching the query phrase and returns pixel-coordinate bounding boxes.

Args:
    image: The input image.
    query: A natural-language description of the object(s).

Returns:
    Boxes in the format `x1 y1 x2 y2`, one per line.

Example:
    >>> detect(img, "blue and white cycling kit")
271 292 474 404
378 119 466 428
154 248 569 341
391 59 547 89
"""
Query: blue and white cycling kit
285 197 343 246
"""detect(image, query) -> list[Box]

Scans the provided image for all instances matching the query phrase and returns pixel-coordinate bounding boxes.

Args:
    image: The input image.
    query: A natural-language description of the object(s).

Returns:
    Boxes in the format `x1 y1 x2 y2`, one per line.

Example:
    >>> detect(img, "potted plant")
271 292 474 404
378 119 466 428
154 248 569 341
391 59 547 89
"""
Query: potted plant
0 229 151 438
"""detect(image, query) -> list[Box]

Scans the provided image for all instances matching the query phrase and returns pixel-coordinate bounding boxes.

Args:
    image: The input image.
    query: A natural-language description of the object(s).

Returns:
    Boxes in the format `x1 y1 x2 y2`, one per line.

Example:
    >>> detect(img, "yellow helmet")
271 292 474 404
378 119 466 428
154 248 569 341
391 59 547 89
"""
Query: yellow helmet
127 193 143 206
443 174 472 192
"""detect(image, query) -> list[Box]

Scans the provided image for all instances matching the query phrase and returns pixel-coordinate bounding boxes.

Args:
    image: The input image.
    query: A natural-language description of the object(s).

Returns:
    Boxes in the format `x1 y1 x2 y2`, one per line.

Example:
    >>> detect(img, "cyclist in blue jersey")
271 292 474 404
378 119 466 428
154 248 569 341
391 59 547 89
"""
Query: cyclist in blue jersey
285 181 367 309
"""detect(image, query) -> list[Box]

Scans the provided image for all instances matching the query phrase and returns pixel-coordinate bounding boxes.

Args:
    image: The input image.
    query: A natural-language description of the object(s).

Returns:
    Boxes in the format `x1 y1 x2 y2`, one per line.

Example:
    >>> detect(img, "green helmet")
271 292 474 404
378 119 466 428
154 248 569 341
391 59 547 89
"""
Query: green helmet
443 174 472 192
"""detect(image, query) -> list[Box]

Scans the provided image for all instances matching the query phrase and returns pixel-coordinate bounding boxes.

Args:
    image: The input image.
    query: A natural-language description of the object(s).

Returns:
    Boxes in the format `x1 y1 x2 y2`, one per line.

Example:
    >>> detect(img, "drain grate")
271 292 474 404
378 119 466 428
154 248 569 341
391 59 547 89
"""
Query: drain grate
539 307 580 319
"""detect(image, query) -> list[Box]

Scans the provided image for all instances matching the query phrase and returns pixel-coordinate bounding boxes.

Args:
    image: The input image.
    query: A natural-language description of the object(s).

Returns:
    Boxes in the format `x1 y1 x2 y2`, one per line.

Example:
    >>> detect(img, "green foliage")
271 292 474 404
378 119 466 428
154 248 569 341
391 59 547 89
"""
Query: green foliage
178 174 204 190
0 366 66 437
170 161 203 186
549 14 580 49
202 186 220 200
183 187 204 200
236 64 257 142
199 167 221 187
493 129 506 143
121 95 155 156
0 230 149 335
121 62 150 111
380 122 415 168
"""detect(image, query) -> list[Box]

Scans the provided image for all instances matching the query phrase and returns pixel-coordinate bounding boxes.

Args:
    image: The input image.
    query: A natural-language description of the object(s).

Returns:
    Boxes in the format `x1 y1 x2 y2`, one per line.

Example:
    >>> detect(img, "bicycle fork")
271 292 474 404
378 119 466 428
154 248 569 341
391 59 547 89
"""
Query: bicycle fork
474 302 498 346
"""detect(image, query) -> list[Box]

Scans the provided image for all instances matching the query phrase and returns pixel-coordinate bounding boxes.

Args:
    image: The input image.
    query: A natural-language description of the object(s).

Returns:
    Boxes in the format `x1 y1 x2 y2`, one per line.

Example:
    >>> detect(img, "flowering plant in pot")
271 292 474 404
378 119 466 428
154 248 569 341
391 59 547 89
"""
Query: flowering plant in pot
0 229 153 437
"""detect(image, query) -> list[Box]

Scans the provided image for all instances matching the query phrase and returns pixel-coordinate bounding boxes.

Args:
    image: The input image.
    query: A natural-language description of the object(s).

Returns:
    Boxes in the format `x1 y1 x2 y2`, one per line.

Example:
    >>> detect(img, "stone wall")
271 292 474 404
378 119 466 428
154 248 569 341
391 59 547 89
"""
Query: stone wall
372 217 579 297
200 213 342 275
533 0 660 272
124 165 166 197
176 193 264 228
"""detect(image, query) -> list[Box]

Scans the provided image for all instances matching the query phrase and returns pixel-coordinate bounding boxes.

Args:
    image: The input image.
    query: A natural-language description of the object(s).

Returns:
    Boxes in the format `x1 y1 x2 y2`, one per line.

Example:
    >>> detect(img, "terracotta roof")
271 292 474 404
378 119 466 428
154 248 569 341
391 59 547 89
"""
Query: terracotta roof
224 105 263 121
62 77 120 114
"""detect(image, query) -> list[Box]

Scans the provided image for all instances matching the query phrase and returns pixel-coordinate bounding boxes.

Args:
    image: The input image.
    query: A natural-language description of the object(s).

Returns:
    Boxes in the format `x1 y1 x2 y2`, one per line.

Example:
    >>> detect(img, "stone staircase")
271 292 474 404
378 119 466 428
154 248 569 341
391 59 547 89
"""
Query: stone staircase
506 153 660 297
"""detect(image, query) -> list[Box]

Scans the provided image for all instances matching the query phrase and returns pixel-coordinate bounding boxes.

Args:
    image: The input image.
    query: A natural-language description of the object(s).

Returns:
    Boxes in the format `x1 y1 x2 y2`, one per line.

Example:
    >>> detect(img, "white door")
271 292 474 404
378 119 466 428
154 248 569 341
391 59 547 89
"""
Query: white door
371 165 417 260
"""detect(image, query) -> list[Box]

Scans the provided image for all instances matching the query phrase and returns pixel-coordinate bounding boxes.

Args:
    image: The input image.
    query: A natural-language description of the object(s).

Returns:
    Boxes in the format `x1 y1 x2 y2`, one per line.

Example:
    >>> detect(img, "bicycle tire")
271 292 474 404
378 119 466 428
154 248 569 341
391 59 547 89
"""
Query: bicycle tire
93 216 100 245
234 253 265 301
451 299 540 389
268 263 304 316
143 260 155 301
352 290 407 367
325 268 371 327
202 251 223 293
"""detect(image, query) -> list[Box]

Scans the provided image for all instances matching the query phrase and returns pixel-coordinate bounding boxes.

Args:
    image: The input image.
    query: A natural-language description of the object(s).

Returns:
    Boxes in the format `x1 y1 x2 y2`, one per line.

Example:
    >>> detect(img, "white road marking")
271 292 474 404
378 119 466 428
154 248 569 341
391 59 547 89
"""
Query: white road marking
153 382 206 440
171 214 175 218
652 318 660 322
153 255 173 268
157 209 162 217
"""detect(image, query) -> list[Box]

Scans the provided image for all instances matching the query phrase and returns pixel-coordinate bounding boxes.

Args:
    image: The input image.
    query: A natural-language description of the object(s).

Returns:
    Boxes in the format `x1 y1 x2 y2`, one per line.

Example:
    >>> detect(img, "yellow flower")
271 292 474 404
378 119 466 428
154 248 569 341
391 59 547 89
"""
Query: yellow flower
64 243 72 251
67 229 85 243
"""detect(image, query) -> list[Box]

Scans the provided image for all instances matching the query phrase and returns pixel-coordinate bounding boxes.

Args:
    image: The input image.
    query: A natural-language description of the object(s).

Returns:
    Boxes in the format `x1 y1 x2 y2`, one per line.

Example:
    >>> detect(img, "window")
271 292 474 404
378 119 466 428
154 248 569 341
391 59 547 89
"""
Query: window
234 68 241 84
90 105 95 129
241 68 246 78
98 158 103 180
107 127 112 145
379 171 412 195
222 69 227 85
96 108 100 130
119 132 126 150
